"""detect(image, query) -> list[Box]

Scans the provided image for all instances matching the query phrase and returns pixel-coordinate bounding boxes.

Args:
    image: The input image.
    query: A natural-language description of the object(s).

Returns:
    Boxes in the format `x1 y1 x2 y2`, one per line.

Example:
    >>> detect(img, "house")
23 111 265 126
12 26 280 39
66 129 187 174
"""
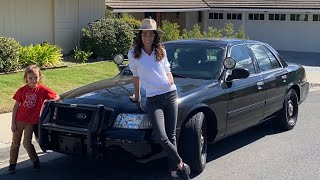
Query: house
106 0 320 53
0 0 105 53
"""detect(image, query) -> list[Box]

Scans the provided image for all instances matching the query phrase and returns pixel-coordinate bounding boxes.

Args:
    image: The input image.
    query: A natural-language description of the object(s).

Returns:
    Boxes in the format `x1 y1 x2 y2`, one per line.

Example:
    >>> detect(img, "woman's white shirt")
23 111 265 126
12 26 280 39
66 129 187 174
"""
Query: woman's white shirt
128 48 176 97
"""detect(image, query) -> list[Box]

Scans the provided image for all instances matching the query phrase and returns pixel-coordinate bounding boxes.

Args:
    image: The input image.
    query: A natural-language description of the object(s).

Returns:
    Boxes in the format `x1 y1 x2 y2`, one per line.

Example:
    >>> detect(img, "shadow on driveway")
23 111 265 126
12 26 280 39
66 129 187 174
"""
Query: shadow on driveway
278 50 320 67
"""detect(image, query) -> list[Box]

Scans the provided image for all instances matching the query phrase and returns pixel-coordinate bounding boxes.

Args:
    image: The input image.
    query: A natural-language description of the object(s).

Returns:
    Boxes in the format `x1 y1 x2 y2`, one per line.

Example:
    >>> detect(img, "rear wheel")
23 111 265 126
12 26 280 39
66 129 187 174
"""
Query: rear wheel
276 89 299 130
178 112 207 173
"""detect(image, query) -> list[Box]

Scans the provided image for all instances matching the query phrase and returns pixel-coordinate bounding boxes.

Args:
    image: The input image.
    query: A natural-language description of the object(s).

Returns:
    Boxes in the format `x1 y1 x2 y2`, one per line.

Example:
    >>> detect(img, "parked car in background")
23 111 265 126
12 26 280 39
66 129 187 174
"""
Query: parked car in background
37 39 309 173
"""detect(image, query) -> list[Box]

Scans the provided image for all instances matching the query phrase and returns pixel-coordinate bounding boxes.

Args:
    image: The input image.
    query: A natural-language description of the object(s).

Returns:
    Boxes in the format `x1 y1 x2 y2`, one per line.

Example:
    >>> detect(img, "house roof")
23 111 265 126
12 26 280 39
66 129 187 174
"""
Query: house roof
106 0 320 11
105 0 209 12
206 0 320 10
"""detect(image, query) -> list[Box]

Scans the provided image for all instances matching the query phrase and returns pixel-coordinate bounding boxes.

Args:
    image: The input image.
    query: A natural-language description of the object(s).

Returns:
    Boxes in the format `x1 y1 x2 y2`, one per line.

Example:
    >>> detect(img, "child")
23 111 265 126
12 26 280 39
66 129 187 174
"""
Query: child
8 64 60 174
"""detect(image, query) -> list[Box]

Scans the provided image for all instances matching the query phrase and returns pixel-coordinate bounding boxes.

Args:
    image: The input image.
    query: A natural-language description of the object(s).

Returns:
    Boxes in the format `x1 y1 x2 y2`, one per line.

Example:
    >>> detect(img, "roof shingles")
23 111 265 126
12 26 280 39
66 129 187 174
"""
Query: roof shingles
106 0 320 10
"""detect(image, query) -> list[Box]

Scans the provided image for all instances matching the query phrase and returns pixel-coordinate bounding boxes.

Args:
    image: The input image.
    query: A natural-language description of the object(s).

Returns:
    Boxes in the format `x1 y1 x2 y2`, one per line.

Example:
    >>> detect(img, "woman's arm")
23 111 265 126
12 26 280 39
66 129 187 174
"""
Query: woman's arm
166 72 174 85
131 76 141 101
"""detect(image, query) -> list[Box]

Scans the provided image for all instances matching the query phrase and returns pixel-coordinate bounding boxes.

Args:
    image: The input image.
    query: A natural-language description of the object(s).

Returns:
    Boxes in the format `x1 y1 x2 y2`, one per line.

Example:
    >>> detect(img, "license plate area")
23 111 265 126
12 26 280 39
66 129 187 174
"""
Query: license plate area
58 136 83 155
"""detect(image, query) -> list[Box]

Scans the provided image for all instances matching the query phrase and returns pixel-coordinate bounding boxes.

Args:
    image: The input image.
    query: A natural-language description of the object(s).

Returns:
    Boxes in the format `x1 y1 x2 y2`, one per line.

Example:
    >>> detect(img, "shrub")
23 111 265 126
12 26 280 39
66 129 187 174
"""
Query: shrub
161 20 180 42
224 22 235 38
120 13 141 29
73 46 92 63
205 27 223 38
81 18 134 60
19 43 63 68
0 37 21 73
235 25 248 39
181 24 204 39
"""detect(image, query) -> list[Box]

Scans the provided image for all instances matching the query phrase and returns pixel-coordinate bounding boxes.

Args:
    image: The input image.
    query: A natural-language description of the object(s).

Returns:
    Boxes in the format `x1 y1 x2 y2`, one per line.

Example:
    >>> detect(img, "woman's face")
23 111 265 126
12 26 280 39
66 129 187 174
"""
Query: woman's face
141 30 155 48
26 71 40 88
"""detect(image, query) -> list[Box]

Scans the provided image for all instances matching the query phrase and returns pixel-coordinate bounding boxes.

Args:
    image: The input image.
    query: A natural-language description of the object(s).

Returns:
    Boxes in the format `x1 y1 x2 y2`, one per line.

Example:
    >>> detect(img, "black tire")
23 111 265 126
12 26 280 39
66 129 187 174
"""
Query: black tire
178 112 207 173
277 89 299 130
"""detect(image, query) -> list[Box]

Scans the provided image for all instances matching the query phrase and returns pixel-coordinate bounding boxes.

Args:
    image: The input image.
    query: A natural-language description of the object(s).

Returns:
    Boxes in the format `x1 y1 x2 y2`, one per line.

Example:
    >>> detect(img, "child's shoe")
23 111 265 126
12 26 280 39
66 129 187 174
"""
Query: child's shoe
8 164 16 174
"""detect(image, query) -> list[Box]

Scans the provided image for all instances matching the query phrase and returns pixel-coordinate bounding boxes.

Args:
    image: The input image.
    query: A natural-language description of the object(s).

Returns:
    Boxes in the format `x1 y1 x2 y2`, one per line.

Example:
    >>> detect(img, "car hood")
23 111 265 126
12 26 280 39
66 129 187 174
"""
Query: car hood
61 76 218 113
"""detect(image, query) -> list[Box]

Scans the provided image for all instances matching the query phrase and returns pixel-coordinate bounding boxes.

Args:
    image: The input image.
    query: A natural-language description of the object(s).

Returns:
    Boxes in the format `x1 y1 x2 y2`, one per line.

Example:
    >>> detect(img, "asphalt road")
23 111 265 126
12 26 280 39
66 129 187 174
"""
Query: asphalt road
0 91 319 180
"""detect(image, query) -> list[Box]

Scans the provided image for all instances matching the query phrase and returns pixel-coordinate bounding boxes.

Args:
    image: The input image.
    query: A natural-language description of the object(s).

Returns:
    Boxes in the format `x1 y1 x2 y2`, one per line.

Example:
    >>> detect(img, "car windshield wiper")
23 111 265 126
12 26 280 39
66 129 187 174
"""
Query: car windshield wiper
171 72 188 78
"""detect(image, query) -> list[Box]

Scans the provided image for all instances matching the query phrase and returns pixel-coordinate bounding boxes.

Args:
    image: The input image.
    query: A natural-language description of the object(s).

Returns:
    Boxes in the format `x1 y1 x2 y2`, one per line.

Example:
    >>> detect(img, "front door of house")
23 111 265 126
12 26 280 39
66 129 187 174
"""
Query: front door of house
54 0 78 54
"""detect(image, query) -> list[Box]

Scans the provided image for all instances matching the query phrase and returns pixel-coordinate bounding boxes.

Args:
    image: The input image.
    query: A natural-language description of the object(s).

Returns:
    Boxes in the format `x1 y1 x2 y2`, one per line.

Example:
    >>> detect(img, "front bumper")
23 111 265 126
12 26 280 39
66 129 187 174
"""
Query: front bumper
38 101 164 162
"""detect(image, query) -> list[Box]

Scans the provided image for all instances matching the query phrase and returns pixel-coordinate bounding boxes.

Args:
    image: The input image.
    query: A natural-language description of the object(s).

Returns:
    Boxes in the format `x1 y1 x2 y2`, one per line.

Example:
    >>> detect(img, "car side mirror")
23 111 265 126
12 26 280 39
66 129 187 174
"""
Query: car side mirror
226 68 250 82
113 54 124 65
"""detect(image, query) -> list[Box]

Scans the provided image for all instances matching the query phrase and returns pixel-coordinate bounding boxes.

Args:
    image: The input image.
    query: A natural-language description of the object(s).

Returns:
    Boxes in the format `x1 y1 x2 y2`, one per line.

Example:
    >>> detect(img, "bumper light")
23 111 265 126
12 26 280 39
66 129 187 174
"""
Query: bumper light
113 114 152 129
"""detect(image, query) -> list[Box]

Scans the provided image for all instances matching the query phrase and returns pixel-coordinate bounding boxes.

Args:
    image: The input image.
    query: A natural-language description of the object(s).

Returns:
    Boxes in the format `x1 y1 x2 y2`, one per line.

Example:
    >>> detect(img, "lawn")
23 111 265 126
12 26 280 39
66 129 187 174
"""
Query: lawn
0 61 119 114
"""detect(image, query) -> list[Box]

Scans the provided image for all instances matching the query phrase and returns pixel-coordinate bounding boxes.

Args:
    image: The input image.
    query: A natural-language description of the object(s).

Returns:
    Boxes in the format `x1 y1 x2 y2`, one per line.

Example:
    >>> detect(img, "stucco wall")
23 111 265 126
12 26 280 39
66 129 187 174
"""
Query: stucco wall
0 0 54 45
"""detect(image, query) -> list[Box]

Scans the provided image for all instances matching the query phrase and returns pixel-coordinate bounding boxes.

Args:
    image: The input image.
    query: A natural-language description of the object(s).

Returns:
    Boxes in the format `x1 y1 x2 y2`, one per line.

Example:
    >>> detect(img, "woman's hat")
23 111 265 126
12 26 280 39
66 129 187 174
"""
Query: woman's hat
133 18 164 34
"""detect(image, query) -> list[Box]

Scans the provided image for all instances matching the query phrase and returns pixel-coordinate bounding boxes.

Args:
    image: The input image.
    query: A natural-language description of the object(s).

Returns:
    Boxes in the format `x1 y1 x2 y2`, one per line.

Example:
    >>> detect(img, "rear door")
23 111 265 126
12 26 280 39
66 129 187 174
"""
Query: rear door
225 44 265 134
247 44 288 119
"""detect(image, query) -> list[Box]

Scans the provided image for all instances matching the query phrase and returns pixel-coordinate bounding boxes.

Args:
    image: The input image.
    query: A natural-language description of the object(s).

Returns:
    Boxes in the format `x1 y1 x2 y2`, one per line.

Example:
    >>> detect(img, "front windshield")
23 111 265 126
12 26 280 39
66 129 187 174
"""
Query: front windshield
165 44 224 80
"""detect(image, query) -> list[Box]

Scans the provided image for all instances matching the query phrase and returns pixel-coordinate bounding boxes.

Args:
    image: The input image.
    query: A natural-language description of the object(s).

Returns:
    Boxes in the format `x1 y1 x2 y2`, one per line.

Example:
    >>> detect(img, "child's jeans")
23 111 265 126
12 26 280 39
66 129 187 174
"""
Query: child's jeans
9 121 39 164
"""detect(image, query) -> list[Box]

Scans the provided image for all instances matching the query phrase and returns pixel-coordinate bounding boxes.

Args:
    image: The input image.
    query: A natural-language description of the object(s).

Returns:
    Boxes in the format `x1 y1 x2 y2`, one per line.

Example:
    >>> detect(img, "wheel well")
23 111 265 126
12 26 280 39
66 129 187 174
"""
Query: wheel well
290 84 300 101
186 107 217 143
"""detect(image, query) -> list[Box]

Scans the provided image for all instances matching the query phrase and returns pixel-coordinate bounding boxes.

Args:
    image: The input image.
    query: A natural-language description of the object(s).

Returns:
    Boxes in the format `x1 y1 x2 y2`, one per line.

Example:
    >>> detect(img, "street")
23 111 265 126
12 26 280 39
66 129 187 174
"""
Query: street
0 90 319 179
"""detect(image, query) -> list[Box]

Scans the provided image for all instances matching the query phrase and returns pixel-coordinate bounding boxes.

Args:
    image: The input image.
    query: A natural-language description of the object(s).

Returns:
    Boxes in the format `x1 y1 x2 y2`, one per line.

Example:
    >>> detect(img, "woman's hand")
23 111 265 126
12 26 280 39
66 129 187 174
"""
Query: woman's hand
130 94 140 102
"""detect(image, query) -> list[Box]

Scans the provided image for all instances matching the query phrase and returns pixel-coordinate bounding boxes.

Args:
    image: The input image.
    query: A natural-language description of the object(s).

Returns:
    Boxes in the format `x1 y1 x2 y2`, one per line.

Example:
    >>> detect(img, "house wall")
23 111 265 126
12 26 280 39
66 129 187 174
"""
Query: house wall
0 0 54 45
206 10 320 53
0 0 105 54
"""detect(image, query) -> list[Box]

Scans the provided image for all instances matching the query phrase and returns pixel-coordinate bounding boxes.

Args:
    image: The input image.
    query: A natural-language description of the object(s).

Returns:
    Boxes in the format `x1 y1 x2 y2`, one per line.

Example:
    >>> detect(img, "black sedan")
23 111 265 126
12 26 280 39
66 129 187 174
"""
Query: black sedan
37 39 309 173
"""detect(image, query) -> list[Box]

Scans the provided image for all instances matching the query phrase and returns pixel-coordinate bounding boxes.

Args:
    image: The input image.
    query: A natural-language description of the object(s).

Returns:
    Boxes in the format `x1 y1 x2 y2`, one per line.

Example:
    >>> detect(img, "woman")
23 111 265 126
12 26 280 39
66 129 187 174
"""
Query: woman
128 18 191 180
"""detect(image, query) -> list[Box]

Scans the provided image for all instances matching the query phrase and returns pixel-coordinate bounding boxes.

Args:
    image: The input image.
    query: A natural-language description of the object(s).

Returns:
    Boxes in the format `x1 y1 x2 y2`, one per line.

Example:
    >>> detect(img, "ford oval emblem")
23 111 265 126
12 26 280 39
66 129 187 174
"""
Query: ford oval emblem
76 113 87 120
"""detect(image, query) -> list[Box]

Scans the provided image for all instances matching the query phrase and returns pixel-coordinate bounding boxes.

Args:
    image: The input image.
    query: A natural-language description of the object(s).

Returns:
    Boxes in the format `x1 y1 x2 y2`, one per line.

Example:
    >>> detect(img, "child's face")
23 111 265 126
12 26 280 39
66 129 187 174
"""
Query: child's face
26 72 40 88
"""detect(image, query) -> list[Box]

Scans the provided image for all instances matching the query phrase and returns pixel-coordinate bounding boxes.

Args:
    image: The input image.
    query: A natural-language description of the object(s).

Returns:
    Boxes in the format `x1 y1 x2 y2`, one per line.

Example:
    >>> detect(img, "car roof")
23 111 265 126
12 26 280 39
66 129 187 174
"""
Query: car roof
164 38 262 47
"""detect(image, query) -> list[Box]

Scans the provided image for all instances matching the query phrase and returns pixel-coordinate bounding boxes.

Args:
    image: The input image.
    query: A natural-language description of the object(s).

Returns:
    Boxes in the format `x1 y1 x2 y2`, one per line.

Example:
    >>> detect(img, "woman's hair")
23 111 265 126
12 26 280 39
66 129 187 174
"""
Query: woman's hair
132 31 165 61
23 64 42 83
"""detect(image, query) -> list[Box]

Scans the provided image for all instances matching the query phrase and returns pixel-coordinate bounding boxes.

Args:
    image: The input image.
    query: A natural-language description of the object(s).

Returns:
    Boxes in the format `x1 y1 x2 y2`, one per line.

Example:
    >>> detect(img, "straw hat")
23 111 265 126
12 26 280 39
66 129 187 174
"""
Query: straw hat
133 18 164 35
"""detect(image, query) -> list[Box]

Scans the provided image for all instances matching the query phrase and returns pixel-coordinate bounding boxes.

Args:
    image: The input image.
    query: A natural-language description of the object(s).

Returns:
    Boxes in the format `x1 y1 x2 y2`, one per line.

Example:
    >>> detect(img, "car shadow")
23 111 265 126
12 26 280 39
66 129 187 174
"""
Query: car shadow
206 120 283 164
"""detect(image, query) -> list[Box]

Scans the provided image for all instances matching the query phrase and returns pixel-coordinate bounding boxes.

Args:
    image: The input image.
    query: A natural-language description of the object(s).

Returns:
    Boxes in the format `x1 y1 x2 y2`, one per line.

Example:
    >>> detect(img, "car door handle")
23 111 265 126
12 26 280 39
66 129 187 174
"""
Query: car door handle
257 81 264 90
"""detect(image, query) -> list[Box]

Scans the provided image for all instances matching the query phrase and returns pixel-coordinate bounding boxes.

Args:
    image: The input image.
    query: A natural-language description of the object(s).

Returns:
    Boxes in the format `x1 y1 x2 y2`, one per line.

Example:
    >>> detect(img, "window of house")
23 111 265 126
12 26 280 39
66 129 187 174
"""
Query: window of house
249 13 264 20
313 14 320 21
269 14 286 21
290 14 308 21
227 13 242 20
198 11 202 23
212 13 223 19
145 12 156 20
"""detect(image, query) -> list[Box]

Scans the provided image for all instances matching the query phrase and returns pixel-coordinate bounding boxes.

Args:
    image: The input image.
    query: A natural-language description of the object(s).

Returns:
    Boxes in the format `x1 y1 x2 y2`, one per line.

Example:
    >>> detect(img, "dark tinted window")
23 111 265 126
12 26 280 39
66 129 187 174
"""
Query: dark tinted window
262 46 281 69
248 44 273 72
165 44 224 80
230 45 255 74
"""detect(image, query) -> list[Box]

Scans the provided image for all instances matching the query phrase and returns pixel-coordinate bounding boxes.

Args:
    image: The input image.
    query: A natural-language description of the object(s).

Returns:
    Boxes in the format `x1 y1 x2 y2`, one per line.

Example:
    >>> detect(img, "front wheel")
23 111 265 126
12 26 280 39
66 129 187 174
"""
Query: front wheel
277 89 299 130
178 112 207 173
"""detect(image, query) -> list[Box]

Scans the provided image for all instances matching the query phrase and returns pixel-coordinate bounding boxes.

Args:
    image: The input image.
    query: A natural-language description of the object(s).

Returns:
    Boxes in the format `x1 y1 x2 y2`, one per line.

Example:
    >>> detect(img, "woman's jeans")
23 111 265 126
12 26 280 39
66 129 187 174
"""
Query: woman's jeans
146 90 182 171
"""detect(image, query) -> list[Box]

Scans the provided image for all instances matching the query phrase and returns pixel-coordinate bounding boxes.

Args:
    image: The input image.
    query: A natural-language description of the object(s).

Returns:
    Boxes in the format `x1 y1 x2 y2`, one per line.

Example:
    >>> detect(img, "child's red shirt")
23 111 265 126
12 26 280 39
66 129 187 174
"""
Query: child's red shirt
13 84 58 124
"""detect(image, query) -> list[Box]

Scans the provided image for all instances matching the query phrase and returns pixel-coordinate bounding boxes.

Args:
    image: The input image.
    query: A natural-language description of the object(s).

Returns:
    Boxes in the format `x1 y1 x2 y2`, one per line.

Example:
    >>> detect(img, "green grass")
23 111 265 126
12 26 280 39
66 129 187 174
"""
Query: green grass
0 61 119 114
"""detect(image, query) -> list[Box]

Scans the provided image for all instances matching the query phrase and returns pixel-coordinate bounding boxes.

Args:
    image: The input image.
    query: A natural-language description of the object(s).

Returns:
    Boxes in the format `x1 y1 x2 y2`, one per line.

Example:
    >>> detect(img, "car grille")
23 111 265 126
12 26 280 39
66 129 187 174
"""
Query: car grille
53 107 93 128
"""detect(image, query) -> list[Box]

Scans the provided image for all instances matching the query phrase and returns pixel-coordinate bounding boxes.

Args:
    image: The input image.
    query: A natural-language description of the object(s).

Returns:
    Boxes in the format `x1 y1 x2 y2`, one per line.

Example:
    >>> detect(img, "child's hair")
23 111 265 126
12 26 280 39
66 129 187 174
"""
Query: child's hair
23 64 42 83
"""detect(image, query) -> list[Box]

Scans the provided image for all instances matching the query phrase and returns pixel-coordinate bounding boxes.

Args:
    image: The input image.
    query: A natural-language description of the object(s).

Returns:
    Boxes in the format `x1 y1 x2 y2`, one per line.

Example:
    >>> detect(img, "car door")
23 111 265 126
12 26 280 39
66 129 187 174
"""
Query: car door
225 44 265 134
247 44 288 119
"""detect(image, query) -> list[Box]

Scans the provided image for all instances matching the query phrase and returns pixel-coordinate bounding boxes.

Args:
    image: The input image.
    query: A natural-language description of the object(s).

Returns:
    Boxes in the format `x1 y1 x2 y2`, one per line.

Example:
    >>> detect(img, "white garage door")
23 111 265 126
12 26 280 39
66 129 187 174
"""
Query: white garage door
206 11 320 53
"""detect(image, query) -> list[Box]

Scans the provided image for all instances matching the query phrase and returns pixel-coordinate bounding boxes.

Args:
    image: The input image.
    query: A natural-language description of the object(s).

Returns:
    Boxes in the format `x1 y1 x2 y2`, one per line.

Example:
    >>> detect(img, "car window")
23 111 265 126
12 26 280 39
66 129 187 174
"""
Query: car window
248 44 273 72
262 46 281 69
230 45 255 74
165 44 223 80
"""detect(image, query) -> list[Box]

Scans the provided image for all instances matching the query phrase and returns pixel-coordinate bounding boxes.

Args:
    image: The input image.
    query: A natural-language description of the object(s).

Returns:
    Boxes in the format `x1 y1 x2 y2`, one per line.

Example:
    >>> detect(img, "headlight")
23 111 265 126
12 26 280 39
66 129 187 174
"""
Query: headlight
113 113 152 129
